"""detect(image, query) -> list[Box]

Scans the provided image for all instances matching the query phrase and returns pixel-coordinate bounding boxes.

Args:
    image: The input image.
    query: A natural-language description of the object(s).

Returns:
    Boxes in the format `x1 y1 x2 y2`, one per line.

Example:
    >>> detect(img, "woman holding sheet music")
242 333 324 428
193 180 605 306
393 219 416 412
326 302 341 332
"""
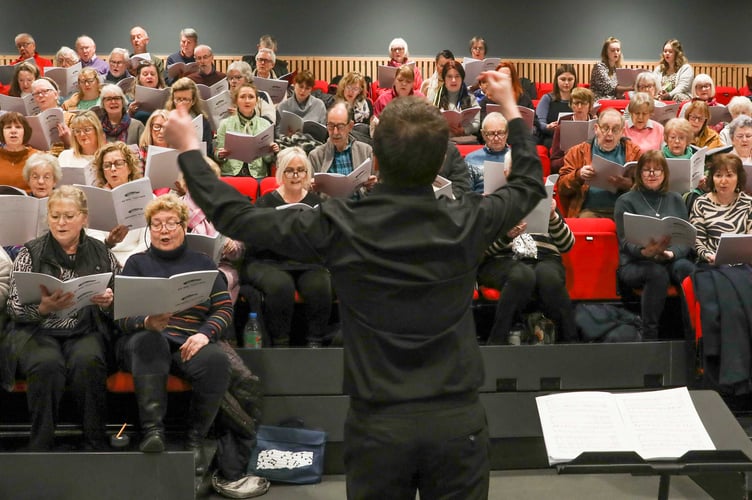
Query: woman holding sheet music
88 142 148 265
137 109 169 167
226 60 276 124
623 92 664 152
62 68 102 112
614 150 695 340
165 77 214 157
1 185 118 450
57 111 106 185
653 39 693 102
535 64 577 148
100 84 144 146
433 60 480 136
246 147 331 348
549 87 595 174
590 37 631 100
690 154 752 264
126 60 166 124
215 82 278 177
685 100 724 150
0 111 38 192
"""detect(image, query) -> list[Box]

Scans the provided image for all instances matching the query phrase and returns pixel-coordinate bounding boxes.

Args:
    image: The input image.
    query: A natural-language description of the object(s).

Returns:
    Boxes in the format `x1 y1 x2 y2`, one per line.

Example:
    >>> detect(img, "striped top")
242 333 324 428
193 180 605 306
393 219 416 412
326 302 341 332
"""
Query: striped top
485 209 574 258
690 192 752 262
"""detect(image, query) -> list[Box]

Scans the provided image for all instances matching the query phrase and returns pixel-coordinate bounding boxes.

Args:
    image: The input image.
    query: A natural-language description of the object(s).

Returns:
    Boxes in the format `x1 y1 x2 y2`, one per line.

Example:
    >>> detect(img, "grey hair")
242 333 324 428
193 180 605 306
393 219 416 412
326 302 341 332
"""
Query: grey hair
728 114 752 139
255 47 276 64
23 152 62 184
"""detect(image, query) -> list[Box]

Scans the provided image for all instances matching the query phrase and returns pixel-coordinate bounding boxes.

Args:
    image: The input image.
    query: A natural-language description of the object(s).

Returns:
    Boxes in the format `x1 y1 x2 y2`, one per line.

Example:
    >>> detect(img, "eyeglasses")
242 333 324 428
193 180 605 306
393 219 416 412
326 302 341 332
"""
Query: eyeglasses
283 167 308 178
391 47 405 52
109 59 125 66
102 96 121 102
483 130 508 138
16 41 33 48
344 86 361 94
149 220 181 231
687 115 705 122
151 124 164 131
326 122 349 131
641 169 664 176
103 159 127 170
32 88 55 98
49 212 81 222
696 84 712 90
173 97 193 104
227 75 244 81
256 58 272 64
79 78 97 85
30 173 54 182
667 135 686 142
72 126 95 135
598 125 622 135
733 133 752 140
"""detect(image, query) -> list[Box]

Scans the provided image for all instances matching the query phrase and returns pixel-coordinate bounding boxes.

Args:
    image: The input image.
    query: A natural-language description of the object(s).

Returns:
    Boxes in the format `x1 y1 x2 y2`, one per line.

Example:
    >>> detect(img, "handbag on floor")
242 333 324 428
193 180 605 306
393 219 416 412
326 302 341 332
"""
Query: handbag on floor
249 419 327 484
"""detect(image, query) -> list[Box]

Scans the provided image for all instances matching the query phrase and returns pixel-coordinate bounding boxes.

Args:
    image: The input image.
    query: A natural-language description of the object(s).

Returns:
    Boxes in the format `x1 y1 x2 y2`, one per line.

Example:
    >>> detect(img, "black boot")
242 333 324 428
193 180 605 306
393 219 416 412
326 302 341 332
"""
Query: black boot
185 390 223 476
186 428 207 476
133 374 168 453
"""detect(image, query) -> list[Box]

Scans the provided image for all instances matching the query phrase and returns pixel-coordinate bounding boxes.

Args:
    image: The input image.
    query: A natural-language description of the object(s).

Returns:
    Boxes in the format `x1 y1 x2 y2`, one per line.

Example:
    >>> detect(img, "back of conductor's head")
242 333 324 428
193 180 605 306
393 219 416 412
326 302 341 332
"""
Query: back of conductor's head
373 96 449 188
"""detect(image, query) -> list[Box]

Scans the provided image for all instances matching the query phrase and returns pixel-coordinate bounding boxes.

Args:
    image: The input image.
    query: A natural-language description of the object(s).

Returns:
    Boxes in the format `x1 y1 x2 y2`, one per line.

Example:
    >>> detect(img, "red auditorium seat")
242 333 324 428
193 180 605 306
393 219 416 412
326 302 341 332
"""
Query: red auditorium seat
259 176 279 196
714 86 738 106
536 82 553 96
456 144 483 157
681 276 702 342
595 100 630 114
107 372 192 393
560 218 620 301
221 176 259 201
536 145 551 178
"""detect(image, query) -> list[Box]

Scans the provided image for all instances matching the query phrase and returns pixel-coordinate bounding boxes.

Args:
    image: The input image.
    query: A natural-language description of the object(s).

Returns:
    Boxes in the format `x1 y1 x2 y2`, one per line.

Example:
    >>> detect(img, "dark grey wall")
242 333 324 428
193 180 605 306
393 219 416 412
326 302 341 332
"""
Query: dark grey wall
3 0 750 62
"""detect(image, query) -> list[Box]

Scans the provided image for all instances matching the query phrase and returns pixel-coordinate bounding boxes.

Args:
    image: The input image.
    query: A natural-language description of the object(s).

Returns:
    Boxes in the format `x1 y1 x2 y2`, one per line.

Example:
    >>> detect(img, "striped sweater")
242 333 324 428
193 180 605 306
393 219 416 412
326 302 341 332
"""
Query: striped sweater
485 209 574 258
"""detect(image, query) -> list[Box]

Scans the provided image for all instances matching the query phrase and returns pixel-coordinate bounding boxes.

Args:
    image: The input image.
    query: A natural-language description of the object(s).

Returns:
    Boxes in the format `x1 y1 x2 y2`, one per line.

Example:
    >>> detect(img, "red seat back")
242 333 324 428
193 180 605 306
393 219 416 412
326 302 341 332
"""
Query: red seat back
456 144 483 157
596 100 629 114
560 218 620 300
259 176 279 196
714 86 738 105
220 176 258 201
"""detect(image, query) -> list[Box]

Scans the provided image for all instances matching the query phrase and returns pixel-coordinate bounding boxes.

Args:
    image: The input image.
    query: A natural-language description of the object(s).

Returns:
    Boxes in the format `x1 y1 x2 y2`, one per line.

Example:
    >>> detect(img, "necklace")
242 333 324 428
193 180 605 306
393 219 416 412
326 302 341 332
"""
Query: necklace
639 191 664 217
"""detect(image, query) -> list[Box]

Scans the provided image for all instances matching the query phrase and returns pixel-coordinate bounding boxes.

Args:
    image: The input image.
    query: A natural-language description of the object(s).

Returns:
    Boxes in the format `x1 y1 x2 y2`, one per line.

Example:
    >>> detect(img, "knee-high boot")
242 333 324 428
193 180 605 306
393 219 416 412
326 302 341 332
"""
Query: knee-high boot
185 390 223 476
133 374 168 453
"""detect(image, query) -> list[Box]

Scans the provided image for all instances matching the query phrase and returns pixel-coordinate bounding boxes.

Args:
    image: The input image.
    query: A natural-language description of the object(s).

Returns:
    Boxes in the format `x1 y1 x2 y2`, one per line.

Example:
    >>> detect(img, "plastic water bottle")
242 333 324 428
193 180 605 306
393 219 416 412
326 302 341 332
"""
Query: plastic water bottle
243 313 263 348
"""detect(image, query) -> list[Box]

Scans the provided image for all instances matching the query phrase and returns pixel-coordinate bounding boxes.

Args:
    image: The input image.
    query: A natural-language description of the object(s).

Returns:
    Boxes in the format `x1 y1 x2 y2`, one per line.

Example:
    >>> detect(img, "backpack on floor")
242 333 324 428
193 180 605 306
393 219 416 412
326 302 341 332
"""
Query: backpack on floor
574 303 642 342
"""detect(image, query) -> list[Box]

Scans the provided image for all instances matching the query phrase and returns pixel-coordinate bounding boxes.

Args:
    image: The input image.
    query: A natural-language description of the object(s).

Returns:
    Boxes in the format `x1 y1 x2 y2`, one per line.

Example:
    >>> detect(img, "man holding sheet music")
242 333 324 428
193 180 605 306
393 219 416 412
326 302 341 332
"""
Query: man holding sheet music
308 102 376 197
187 45 225 87
557 108 641 218
167 69 546 499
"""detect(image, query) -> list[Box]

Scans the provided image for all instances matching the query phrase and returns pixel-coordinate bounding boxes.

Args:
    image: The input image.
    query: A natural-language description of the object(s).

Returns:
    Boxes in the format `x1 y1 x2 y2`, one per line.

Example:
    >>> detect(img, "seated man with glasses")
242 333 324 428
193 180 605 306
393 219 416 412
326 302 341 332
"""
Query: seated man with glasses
308 101 376 198
11 33 53 75
105 48 132 85
557 108 642 218
251 48 279 80
465 113 510 193
244 35 289 78
186 45 226 87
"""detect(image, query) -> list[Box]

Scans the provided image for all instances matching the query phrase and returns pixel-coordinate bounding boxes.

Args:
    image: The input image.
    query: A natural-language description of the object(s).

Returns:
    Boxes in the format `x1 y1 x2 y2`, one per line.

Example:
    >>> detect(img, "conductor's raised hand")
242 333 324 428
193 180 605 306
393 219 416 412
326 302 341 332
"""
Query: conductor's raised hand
479 70 521 121
164 108 201 153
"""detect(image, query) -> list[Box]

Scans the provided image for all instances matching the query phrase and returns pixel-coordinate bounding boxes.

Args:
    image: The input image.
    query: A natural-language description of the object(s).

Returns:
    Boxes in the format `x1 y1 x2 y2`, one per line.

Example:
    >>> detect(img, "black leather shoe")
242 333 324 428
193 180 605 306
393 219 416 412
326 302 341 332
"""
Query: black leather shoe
139 428 165 453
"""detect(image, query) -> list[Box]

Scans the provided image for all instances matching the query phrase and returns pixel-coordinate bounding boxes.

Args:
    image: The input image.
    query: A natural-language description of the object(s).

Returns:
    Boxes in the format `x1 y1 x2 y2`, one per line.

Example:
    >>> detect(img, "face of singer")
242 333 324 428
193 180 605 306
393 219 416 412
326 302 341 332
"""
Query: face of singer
17 70 35 95
102 150 129 188
150 115 167 146
607 42 621 67
390 45 406 63
282 156 309 192
2 121 25 149
180 35 196 58
444 68 463 93
28 165 56 198
48 199 86 249
665 130 689 156
327 105 353 151
150 209 185 252
640 161 664 191
293 82 312 103
235 87 257 116
470 42 485 60
713 167 738 197
33 81 59 111
662 43 675 67
16 36 36 59
138 66 158 88
226 70 247 91
394 76 412 97
631 104 651 130
108 53 127 77
172 89 195 113
732 126 752 157
594 112 623 152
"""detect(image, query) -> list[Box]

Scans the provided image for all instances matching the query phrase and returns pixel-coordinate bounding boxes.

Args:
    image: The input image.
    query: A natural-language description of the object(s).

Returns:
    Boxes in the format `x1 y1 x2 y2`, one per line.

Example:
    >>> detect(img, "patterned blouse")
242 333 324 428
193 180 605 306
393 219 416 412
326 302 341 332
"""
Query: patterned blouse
690 191 752 262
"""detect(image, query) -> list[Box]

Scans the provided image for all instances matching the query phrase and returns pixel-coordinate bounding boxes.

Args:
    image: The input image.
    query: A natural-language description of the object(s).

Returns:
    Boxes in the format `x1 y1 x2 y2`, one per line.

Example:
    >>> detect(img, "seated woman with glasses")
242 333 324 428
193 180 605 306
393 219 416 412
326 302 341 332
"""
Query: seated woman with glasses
226 61 276 124
62 68 102 111
30 78 74 154
335 71 373 126
245 147 332 347
99 84 144 146
86 142 148 266
164 78 214 157
614 150 695 340
58 111 107 185
720 97 752 146
727 115 752 165
550 87 596 174
215 82 279 177
54 46 79 69
679 74 726 131
137 110 169 170
685 100 724 150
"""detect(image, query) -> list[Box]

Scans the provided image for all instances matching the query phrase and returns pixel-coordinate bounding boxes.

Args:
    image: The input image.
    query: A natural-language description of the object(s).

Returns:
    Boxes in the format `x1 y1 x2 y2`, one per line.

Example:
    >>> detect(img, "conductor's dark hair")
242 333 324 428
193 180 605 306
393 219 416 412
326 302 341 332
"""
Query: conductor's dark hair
373 96 449 187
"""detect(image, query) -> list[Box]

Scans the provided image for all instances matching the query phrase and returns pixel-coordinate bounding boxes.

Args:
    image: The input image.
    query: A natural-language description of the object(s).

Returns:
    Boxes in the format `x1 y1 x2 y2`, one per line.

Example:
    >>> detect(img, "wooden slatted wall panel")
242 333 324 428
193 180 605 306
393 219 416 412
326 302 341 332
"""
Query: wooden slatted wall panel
3 54 750 89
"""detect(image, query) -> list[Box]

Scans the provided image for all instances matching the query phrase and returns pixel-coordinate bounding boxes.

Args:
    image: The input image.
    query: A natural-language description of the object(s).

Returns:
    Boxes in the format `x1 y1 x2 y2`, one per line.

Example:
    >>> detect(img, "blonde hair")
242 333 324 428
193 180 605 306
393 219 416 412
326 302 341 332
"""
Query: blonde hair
92 141 142 188
69 111 106 156
144 193 189 227
48 185 88 215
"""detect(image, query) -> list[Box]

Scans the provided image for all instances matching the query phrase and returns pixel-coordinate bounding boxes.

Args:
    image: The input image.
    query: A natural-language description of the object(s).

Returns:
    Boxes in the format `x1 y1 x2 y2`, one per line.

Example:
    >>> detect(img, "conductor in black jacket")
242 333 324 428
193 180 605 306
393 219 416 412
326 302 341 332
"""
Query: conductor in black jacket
165 70 545 500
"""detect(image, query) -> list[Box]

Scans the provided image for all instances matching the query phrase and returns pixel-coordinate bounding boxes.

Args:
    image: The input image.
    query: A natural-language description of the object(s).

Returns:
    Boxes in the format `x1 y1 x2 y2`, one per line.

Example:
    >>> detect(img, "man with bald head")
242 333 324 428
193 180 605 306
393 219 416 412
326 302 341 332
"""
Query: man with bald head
11 33 53 74
75 35 108 75
186 45 225 86
129 26 164 76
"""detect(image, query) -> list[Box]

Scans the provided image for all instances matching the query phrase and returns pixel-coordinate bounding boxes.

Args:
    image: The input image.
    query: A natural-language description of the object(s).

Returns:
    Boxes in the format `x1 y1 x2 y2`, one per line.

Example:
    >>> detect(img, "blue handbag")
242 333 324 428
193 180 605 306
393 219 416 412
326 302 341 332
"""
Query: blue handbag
249 423 327 484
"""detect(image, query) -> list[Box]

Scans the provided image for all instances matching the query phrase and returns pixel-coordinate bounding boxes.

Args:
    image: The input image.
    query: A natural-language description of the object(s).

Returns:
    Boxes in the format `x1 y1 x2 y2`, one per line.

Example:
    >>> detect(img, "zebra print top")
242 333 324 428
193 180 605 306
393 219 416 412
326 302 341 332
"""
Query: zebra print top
690 191 752 262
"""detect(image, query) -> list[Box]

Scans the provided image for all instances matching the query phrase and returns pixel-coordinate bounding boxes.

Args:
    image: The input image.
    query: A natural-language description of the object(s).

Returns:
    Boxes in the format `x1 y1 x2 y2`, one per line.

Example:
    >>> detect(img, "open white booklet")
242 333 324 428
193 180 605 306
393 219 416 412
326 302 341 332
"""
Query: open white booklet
615 67 647 87
522 175 557 234
45 62 82 97
134 85 170 112
536 387 715 466
74 177 152 231
589 156 637 193
432 175 454 200
13 272 112 318
559 119 597 151
377 62 415 88
114 269 219 319
715 233 752 265
623 212 697 248
224 124 275 164
0 195 48 245
185 233 225 264
0 93 40 116
313 158 372 198
441 107 480 130
253 76 289 104
666 147 707 193
202 90 232 131
462 57 500 86
26 108 64 151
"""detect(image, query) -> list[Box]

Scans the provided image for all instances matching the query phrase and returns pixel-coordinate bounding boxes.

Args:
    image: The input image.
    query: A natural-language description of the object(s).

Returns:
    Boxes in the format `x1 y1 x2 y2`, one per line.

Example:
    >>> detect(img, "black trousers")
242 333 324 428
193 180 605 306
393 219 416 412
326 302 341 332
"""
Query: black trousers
118 331 230 438
17 333 107 450
478 254 578 343
244 261 332 346
344 397 489 500
618 258 695 339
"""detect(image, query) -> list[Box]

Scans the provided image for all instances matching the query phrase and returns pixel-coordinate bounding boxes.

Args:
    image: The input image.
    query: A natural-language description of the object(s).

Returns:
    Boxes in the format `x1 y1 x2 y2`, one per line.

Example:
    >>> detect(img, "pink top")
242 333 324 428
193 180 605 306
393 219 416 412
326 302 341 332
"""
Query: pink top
623 120 664 152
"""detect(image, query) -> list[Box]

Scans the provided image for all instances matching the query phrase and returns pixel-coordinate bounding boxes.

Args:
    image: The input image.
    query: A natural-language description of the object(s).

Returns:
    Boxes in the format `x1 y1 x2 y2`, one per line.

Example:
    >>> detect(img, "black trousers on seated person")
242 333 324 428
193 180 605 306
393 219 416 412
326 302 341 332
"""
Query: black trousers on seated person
244 261 332 346
344 396 489 500
618 258 695 340
478 254 578 343
17 333 107 450
118 331 230 439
